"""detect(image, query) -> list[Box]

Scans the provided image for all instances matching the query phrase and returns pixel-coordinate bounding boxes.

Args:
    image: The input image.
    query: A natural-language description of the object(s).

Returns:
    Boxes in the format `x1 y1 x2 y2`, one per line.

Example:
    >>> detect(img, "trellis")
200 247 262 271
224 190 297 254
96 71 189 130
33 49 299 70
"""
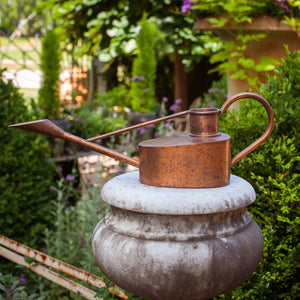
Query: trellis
0 0 90 106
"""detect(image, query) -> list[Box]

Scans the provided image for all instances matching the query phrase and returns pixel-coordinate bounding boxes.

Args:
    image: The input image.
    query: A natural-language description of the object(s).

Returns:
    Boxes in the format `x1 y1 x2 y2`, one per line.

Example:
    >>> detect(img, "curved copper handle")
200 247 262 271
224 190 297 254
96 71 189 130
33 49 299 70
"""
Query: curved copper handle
220 92 274 165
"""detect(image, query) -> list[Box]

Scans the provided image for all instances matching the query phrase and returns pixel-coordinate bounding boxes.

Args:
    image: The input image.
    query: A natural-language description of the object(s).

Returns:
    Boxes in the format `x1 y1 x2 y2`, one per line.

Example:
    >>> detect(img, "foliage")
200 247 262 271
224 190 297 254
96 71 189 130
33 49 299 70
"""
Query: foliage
0 0 51 36
0 71 56 250
38 0 220 69
28 166 101 299
36 0 221 106
188 0 300 90
38 30 61 119
68 97 127 140
200 75 227 108
0 272 43 300
41 165 144 299
192 0 300 27
45 167 102 272
215 49 300 299
94 85 131 109
129 15 158 113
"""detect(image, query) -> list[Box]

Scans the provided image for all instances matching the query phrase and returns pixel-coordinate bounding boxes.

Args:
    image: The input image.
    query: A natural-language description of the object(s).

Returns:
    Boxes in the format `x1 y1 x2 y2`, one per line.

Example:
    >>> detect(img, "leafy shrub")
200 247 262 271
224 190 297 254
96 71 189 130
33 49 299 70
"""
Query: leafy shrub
94 85 131 109
129 14 158 113
68 100 127 140
0 272 43 300
39 30 61 119
0 72 56 251
216 49 300 299
42 173 102 298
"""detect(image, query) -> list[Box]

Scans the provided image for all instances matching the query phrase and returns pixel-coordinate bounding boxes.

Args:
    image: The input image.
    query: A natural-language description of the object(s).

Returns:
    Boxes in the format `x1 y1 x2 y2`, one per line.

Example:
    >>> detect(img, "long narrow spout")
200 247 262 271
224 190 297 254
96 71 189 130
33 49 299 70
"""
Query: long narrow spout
9 120 140 168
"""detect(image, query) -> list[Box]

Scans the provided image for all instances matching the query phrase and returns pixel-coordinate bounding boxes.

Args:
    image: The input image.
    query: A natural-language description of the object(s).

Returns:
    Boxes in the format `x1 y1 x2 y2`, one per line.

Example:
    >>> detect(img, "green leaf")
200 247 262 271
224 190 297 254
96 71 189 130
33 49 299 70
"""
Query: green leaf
255 56 280 72
231 69 246 79
95 287 111 298
238 57 255 68
207 17 228 28
24 257 34 264
82 0 99 6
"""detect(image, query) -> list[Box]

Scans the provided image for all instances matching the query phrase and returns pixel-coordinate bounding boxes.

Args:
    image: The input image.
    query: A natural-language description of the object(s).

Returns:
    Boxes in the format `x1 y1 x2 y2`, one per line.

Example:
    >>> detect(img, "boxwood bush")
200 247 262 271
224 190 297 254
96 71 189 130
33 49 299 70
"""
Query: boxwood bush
217 49 299 299
0 72 56 251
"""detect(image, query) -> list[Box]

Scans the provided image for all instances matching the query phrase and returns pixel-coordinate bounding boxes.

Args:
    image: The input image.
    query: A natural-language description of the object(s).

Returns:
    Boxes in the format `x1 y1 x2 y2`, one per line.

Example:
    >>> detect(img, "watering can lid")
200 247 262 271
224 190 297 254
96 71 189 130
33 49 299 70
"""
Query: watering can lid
139 133 230 148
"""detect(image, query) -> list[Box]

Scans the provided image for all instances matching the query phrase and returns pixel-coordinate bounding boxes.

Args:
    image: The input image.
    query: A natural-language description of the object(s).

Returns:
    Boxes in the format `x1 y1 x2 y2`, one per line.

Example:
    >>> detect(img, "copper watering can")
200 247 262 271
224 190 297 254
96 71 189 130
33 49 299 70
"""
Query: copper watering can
10 92 274 188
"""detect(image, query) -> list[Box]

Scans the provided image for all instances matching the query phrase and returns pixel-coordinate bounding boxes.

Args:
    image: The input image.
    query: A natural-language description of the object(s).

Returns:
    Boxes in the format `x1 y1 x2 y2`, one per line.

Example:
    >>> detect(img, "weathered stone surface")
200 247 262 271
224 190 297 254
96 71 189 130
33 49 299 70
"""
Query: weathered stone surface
92 172 263 300
100 172 256 214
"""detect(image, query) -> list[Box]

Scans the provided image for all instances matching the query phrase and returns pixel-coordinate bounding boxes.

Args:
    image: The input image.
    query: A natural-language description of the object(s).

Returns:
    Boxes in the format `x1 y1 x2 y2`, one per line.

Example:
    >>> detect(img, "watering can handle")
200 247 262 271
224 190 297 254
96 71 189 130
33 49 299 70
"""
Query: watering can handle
220 92 274 166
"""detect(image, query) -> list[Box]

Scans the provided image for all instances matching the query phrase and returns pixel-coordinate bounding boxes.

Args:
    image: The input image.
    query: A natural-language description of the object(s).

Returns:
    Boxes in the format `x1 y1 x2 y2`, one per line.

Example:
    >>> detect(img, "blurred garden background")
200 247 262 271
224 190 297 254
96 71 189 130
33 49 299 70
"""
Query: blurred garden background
0 0 299 299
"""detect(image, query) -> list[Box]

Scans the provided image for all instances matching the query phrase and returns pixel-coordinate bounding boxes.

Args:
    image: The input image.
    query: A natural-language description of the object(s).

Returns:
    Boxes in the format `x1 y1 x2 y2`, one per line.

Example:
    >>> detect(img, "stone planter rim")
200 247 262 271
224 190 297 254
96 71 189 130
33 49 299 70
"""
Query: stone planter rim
101 171 256 215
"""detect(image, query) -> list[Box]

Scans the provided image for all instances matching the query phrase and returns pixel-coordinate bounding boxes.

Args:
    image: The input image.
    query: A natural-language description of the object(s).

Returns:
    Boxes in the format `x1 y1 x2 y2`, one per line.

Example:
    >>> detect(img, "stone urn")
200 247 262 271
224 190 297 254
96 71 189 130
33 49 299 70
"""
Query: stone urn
92 172 263 300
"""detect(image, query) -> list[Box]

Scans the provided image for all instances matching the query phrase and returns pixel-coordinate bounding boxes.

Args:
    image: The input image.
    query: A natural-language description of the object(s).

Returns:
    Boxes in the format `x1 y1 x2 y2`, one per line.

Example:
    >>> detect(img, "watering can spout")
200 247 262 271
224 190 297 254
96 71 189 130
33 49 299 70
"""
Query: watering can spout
9 119 65 138
9 119 140 168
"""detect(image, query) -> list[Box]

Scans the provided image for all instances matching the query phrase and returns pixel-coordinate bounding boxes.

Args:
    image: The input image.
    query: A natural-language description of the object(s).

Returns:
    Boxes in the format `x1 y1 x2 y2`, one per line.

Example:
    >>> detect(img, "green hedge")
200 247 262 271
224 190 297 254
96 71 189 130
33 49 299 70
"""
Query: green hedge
217 49 300 299
129 14 158 113
0 72 56 250
39 30 61 119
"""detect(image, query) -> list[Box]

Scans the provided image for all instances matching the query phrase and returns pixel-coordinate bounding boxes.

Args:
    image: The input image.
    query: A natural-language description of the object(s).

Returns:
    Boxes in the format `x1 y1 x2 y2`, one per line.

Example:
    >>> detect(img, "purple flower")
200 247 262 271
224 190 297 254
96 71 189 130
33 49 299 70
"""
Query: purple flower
275 0 290 11
165 122 171 128
146 124 155 128
214 88 222 93
144 88 150 93
206 104 216 109
169 103 179 112
49 186 56 191
160 108 166 115
130 76 139 82
117 167 127 173
155 132 160 137
175 98 182 105
139 76 145 81
20 274 26 282
282 4 289 11
162 97 168 103
65 206 70 211
56 166 63 172
138 127 146 135
181 0 193 13
66 174 74 181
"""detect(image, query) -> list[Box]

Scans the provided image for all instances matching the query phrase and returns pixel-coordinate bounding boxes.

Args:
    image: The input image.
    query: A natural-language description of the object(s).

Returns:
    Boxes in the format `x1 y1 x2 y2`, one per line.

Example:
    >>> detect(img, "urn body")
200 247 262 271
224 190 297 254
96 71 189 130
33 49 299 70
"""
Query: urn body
92 172 263 300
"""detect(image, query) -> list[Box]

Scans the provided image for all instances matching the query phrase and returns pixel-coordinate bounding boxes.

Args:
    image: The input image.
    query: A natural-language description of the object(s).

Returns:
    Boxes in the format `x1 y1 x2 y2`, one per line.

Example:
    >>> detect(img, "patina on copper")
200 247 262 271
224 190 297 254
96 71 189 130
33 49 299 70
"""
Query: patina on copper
139 93 274 188
9 92 274 188
139 108 231 188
